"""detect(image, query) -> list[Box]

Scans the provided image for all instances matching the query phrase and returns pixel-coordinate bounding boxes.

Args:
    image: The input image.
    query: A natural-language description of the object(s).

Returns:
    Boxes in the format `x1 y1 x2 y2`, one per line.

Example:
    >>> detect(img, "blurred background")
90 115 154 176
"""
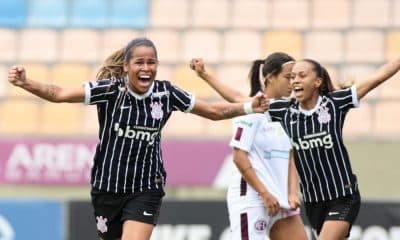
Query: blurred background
0 0 399 239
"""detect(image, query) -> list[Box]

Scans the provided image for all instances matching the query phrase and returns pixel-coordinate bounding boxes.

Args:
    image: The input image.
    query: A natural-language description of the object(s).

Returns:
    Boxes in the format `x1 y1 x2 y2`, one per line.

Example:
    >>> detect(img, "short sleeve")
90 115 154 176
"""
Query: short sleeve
229 115 260 152
329 85 359 111
168 84 195 112
84 79 117 105
268 98 292 122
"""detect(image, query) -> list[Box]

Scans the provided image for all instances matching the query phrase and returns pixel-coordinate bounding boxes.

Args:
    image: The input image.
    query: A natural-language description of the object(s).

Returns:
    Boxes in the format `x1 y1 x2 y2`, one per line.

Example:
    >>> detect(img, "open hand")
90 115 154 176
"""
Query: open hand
8 65 26 87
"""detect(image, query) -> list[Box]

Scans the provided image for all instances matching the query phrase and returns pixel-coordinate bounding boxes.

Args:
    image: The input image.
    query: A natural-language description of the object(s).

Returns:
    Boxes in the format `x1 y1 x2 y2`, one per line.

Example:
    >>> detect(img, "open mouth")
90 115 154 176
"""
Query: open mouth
138 75 151 83
293 86 304 97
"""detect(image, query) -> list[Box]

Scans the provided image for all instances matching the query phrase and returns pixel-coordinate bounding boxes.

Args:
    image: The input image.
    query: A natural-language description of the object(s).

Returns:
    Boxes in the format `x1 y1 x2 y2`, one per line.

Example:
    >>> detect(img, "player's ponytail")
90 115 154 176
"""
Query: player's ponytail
248 52 295 97
302 59 335 95
248 59 264 97
96 48 126 80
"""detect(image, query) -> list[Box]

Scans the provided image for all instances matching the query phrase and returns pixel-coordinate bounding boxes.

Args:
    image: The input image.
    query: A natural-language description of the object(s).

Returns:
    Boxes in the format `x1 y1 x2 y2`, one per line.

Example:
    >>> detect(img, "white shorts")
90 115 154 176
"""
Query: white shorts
228 206 300 240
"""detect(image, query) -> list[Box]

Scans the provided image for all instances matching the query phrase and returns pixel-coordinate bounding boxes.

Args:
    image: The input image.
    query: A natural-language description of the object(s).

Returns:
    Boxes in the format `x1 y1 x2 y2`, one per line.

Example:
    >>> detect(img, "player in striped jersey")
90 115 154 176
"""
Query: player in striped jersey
7 37 269 240
191 53 307 240
192 57 400 240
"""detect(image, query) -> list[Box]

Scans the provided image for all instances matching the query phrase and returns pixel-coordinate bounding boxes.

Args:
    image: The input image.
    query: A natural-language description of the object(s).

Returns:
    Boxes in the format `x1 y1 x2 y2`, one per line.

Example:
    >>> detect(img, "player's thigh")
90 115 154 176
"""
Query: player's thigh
270 215 307 240
318 220 350 240
121 220 154 240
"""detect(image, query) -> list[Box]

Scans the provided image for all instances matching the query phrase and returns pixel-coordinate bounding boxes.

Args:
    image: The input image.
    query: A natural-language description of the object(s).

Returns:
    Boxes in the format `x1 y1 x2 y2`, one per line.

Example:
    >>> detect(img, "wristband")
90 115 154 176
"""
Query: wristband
243 102 253 114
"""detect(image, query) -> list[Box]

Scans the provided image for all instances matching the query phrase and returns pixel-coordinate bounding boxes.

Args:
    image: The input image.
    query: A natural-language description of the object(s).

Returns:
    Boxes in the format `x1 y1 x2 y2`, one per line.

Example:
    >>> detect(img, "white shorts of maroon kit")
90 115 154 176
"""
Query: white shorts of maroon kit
228 206 300 240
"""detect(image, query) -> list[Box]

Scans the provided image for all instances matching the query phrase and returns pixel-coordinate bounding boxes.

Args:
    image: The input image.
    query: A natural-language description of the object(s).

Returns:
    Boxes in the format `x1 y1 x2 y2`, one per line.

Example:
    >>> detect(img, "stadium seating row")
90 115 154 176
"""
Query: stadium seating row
0 0 148 28
1 0 400 29
1 28 400 64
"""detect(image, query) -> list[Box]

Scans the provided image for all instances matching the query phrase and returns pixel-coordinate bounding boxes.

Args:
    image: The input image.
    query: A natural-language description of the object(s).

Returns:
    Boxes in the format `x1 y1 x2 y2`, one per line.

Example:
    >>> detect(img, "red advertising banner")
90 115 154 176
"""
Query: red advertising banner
0 138 231 186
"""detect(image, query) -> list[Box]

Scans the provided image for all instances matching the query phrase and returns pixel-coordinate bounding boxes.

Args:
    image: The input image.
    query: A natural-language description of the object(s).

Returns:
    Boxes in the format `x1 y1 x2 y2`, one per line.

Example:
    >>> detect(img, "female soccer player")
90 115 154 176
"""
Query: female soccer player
191 53 307 240
7 37 269 240
191 56 400 240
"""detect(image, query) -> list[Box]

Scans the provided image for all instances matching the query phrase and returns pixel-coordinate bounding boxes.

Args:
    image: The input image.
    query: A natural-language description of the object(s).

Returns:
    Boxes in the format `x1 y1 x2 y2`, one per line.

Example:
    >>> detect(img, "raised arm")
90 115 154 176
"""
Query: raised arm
190 93 269 120
356 57 400 100
190 58 250 103
8 65 85 103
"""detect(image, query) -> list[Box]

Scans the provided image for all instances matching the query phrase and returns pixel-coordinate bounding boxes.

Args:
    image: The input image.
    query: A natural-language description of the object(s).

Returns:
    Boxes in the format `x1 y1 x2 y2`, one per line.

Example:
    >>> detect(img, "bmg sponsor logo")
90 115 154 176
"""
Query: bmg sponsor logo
292 131 333 150
114 123 159 145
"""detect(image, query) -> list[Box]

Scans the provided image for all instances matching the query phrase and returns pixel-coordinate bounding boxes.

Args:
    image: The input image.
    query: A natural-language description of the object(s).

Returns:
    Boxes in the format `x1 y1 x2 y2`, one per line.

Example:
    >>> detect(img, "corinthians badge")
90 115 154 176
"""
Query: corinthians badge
317 106 331 124
150 102 163 120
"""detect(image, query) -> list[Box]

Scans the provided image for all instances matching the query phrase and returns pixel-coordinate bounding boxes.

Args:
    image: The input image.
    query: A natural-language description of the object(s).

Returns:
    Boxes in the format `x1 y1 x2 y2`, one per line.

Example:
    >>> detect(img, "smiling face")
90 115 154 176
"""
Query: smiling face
291 60 322 109
123 45 158 95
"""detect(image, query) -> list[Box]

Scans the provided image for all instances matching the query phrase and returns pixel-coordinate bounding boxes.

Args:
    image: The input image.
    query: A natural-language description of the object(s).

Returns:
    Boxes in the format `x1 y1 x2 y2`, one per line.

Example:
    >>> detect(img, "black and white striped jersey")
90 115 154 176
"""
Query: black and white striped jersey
84 77 195 193
268 86 359 203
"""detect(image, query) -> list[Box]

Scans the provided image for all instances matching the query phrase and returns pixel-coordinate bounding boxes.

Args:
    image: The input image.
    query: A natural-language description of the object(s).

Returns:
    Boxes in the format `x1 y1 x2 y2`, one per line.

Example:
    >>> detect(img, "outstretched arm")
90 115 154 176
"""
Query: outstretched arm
190 93 269 120
8 65 85 103
356 57 400 100
190 58 250 103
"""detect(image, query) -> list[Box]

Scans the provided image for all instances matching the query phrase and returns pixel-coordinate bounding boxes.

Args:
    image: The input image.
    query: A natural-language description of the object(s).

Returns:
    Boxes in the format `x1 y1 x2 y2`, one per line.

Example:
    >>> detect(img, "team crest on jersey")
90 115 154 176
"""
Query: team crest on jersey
150 102 163 119
254 219 267 232
317 106 331 124
96 216 108 233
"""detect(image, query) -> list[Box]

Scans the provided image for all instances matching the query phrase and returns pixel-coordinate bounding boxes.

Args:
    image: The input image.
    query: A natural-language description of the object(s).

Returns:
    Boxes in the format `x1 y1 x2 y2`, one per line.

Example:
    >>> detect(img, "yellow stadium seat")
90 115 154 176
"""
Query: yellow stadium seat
60 29 100 63
262 30 303 60
101 29 139 60
40 102 83 135
144 29 180 63
353 0 389 27
345 30 384 63
343 103 373 139
149 0 189 28
156 65 173 82
341 64 381 101
374 102 400 138
380 71 400 99
6 63 50 99
50 63 91 87
0 99 40 135
163 111 207 138
311 0 350 29
304 31 343 63
0 64 7 97
385 31 400 61
172 64 216 99
231 0 269 29
216 64 251 98
18 29 57 62
270 0 309 29
192 0 229 28
181 30 222 64
222 30 262 63
0 29 17 62
81 105 99 135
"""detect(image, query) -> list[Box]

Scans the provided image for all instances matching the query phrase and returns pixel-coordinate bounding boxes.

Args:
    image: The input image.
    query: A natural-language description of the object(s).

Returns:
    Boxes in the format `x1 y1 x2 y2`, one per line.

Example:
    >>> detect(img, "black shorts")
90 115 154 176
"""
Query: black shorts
91 188 165 240
304 190 361 237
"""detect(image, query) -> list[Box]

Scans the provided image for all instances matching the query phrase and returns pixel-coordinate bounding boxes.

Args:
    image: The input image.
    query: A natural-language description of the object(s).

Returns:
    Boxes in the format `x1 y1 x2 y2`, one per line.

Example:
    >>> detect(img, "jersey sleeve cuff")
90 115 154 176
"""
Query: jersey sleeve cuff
83 82 91 105
350 85 359 108
185 93 196 113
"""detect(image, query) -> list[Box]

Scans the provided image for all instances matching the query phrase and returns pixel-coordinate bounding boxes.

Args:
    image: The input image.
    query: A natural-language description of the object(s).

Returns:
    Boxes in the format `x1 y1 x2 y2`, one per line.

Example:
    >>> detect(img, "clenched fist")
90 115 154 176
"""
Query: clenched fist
8 65 27 87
